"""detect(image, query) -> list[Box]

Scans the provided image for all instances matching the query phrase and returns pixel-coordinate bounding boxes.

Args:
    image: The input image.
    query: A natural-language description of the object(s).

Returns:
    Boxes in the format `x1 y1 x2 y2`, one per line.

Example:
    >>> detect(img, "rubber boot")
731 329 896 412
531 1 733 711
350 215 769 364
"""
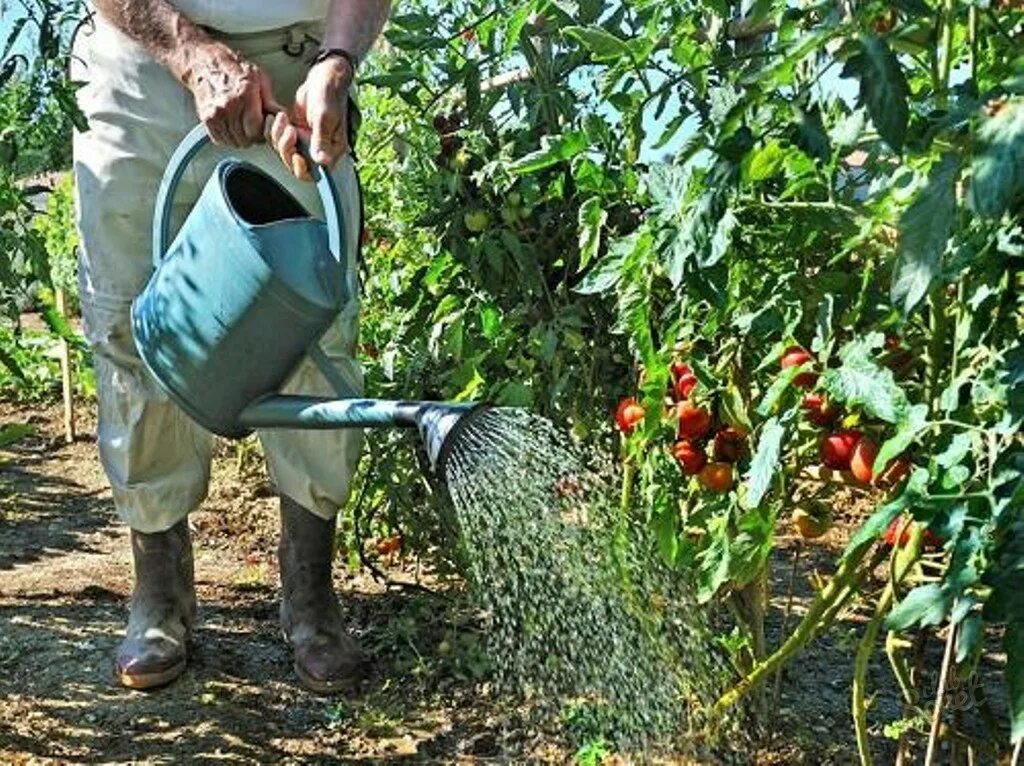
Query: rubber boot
279 496 365 693
114 520 195 689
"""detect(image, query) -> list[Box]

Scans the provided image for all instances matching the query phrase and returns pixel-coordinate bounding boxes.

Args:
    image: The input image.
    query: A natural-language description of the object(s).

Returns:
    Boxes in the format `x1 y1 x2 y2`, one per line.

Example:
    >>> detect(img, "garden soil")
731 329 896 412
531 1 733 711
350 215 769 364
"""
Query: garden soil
0 401 1007 764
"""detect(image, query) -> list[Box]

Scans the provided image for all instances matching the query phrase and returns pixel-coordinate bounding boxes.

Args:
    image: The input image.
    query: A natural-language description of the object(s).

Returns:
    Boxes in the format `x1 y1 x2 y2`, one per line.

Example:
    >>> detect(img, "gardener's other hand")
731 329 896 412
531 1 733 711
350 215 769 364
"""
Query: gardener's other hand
184 42 281 147
265 56 354 181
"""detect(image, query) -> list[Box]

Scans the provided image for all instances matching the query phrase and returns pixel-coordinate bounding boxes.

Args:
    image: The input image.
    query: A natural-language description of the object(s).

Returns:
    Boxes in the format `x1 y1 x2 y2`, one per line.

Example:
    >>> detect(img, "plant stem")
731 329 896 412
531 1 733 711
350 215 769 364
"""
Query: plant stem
853 529 921 766
925 621 959 766
712 541 875 717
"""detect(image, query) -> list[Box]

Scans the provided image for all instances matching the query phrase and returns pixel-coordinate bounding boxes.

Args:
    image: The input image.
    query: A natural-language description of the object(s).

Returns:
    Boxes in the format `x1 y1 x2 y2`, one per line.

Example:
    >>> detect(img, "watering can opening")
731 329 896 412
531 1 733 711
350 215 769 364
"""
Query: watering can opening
217 160 348 312
222 163 311 226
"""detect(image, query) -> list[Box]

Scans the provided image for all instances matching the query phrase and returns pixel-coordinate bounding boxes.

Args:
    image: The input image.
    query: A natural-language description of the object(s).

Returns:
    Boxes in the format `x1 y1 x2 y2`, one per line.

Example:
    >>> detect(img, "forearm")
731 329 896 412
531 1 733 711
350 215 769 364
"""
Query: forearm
90 0 216 83
322 0 391 61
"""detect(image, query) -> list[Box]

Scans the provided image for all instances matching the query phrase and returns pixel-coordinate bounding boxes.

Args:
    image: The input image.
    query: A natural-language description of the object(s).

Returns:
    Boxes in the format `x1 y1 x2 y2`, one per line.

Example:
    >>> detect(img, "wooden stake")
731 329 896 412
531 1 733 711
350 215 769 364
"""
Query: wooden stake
925 622 958 765
55 288 74 444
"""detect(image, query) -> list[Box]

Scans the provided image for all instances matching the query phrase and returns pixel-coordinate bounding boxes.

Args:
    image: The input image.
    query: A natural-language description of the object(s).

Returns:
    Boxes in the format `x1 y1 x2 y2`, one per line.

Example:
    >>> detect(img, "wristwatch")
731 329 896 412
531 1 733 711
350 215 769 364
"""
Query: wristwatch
310 47 360 73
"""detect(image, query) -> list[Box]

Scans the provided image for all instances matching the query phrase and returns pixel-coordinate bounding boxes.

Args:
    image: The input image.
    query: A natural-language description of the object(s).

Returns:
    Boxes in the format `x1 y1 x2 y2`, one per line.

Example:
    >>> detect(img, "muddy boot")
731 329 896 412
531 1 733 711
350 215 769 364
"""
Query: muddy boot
279 496 365 694
115 520 195 690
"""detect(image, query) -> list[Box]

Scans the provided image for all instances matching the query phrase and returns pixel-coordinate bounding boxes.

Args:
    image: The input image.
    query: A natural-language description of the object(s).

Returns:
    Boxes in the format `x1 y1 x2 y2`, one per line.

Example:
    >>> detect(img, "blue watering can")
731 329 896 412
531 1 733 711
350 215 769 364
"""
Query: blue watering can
131 124 485 474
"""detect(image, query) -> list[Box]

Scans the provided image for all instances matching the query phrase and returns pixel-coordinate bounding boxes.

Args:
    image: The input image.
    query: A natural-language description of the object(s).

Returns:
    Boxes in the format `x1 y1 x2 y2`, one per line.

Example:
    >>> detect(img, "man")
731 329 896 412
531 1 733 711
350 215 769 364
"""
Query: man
72 0 390 693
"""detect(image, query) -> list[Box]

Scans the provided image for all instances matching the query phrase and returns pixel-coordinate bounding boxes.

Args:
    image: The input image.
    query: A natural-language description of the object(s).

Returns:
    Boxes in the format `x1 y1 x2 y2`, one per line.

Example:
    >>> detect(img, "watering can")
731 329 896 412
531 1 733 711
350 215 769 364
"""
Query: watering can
131 124 485 474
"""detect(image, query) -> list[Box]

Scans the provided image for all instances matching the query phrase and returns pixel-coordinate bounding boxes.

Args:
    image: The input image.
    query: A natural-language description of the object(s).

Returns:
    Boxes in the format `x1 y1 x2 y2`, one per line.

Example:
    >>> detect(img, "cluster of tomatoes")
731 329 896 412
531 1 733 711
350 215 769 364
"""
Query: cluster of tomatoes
784 344 910 487
614 361 748 494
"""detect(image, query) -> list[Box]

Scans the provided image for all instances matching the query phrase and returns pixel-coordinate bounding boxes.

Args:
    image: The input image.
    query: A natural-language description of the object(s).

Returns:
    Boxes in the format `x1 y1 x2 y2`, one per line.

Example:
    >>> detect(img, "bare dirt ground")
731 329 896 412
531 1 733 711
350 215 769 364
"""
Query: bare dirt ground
0 400 1012 764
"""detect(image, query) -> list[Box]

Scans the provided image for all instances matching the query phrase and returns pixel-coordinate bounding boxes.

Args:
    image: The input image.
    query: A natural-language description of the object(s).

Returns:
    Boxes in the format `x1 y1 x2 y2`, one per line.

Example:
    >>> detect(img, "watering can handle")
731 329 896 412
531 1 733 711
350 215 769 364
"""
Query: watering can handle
151 123 345 267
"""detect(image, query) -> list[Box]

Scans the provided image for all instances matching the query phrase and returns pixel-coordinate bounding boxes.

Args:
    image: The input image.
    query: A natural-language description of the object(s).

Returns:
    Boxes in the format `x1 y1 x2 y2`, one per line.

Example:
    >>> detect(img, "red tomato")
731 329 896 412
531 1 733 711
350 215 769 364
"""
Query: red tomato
677 402 712 440
713 426 747 463
614 397 645 434
781 345 818 388
819 430 861 470
883 518 942 549
801 393 839 427
673 439 707 475
850 437 878 483
698 462 734 493
673 364 698 400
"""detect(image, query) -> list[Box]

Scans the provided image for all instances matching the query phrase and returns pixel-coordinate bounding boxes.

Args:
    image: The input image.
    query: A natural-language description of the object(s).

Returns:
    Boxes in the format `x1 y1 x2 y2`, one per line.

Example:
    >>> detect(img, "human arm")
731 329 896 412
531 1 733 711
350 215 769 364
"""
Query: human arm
90 0 280 146
266 0 391 178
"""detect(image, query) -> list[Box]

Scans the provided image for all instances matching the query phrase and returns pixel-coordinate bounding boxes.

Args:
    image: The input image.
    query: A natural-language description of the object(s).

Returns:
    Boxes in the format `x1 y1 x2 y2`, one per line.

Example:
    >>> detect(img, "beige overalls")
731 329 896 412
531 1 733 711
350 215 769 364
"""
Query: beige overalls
72 11 364 533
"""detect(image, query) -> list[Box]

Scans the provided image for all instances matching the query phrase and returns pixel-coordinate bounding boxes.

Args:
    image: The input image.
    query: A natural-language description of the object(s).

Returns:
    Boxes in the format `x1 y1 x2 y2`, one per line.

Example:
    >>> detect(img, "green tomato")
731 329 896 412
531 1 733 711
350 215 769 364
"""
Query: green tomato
463 210 491 233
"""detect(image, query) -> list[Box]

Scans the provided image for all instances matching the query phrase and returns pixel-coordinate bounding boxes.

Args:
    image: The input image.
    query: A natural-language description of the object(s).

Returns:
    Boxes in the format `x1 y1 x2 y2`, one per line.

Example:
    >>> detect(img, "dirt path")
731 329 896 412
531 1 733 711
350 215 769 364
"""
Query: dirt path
0 403 522 764
0 402 1011 764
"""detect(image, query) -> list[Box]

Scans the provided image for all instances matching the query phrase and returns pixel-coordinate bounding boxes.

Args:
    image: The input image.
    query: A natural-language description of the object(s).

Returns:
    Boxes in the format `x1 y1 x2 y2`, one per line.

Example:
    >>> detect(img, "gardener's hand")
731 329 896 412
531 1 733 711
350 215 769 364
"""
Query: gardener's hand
265 56 354 181
183 41 281 147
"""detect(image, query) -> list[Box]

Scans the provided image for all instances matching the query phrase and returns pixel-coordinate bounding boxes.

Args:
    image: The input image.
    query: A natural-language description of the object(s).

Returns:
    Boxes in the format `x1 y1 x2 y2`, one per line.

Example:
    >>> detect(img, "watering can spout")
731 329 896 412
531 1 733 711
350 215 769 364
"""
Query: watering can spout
414 402 489 476
235 396 487 476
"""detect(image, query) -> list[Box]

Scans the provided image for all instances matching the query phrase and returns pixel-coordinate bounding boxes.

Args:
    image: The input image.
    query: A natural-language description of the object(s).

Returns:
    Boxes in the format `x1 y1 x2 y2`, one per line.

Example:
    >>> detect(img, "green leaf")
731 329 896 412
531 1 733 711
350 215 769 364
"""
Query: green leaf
503 1 536 56
509 131 590 174
705 209 737 267
575 232 634 294
743 139 788 182
969 98 1024 218
875 403 929 473
821 334 909 423
843 467 928 559
841 35 909 151
577 196 607 271
891 153 960 314
745 417 785 509
935 432 974 469
756 364 802 417
886 583 950 630
563 25 631 62
696 514 731 603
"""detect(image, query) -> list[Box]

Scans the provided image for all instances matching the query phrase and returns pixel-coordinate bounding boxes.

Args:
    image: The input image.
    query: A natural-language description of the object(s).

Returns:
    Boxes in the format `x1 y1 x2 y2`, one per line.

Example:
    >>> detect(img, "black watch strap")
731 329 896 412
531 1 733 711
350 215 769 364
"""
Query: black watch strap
310 47 360 72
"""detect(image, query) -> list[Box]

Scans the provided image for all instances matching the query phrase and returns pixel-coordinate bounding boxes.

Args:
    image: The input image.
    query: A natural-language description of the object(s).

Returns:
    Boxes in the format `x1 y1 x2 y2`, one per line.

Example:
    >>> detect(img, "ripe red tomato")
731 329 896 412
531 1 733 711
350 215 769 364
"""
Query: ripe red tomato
819 430 861 470
713 426 747 463
677 402 712 440
698 462 734 493
801 393 839 427
672 363 698 400
850 437 878 483
883 518 943 550
614 397 645 434
781 345 818 388
673 439 707 475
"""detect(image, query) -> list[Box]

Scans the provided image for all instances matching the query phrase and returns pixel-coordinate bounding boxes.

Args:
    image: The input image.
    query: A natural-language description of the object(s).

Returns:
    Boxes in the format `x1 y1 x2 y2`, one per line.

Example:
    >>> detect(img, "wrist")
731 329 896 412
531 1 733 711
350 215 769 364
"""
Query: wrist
310 55 355 89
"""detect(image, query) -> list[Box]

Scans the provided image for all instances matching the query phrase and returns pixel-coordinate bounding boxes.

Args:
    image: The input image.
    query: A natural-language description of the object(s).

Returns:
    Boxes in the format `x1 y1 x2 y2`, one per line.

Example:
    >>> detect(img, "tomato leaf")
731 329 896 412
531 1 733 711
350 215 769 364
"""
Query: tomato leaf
890 153 960 314
840 35 910 152
563 25 632 62
821 334 909 423
886 583 950 630
574 233 633 294
875 403 929 473
969 98 1024 218
744 416 785 509
577 196 607 272
509 131 590 174
842 467 928 559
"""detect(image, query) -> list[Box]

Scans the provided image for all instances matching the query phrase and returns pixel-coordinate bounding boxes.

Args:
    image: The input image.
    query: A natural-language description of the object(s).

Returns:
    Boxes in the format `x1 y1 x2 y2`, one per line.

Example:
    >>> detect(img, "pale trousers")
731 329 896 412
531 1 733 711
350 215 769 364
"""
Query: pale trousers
72 17 364 533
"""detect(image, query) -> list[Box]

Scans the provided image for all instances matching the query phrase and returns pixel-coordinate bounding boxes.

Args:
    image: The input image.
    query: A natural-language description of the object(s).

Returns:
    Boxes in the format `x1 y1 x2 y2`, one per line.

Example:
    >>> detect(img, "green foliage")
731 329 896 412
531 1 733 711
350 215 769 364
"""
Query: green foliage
1 0 87 401
351 0 1023 747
